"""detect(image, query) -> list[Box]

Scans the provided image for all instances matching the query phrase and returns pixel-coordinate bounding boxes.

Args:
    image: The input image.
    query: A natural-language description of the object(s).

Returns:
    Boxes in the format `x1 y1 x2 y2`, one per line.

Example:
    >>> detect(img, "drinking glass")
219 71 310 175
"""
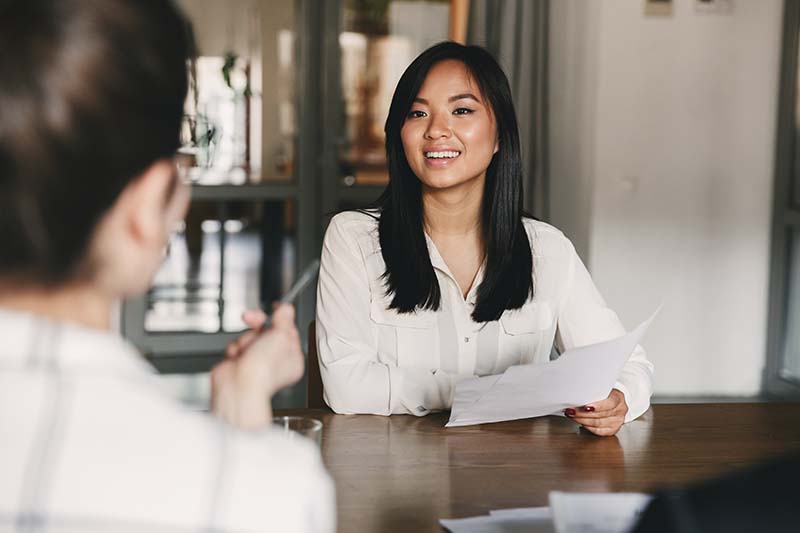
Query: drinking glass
273 416 323 447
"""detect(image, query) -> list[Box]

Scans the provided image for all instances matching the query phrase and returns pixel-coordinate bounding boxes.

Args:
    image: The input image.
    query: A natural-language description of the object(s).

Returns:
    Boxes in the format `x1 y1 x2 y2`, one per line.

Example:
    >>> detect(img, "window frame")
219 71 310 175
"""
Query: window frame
765 0 800 398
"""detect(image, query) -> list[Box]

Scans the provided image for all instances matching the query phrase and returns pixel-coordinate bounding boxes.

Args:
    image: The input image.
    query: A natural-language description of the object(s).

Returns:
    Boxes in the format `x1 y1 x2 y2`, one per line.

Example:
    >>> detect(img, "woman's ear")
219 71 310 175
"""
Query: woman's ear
494 137 500 155
124 159 183 248
89 158 187 297
162 163 191 237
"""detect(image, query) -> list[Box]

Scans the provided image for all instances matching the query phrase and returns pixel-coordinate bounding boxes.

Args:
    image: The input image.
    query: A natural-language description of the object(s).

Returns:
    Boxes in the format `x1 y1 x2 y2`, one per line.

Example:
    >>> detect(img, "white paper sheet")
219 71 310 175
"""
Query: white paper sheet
549 492 652 533
439 492 651 533
446 309 658 427
449 373 501 415
489 507 552 520
440 511 554 533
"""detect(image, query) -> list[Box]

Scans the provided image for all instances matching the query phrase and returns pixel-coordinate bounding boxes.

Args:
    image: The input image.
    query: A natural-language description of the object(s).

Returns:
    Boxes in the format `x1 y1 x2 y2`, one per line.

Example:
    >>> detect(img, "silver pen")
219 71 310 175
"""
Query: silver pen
260 259 321 331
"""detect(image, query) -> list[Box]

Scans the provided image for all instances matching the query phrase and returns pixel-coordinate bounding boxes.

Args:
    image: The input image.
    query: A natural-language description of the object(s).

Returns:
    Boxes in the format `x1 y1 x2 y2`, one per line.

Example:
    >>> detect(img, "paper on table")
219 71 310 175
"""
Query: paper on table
440 511 554 533
446 308 658 427
440 493 650 533
549 492 652 533
489 507 552 520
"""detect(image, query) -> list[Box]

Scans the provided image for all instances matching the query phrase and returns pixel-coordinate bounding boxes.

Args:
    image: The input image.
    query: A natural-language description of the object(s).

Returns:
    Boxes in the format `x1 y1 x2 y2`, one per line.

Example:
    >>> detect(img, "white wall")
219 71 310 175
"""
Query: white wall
549 1 601 261
550 0 783 396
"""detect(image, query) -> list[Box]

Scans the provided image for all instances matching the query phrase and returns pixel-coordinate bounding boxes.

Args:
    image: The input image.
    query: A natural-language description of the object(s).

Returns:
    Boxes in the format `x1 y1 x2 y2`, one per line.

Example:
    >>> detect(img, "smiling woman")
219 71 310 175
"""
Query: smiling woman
315 42 654 437
401 60 499 193
378 43 532 321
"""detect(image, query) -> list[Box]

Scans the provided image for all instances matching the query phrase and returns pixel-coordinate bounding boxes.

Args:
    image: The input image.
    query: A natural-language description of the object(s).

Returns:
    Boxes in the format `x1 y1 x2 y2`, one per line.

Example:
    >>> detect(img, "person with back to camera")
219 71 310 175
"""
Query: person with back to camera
0 1 334 531
314 41 654 436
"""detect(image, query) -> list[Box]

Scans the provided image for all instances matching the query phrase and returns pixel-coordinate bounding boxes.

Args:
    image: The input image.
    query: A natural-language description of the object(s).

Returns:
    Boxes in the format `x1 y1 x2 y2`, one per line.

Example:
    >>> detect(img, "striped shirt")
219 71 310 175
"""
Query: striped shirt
0 308 335 533
316 211 653 420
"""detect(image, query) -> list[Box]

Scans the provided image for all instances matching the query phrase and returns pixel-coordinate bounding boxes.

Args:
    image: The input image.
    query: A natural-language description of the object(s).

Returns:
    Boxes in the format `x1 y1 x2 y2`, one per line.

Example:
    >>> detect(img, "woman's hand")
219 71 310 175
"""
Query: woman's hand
211 304 305 430
565 388 628 436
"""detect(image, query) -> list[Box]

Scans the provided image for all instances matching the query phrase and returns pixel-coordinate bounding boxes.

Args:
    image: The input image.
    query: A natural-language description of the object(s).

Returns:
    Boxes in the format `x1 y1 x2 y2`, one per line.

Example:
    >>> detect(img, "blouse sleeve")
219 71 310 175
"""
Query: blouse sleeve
554 239 654 422
315 215 471 416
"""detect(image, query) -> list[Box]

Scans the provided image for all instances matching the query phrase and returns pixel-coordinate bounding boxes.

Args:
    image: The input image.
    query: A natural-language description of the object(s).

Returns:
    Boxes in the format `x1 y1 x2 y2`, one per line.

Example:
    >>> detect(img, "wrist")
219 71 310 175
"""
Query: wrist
237 392 273 429
235 363 277 416
237 351 282 397
611 388 628 410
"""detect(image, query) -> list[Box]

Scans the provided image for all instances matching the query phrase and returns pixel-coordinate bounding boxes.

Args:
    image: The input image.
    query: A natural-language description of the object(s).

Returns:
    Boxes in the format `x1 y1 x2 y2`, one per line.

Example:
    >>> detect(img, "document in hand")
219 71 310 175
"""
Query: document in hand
446 310 658 427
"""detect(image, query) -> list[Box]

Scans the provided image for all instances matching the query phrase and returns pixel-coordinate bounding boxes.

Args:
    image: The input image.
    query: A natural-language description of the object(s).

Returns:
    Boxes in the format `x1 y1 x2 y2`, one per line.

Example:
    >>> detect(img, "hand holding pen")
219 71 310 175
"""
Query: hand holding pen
259 259 320 331
210 260 320 429
224 259 320 359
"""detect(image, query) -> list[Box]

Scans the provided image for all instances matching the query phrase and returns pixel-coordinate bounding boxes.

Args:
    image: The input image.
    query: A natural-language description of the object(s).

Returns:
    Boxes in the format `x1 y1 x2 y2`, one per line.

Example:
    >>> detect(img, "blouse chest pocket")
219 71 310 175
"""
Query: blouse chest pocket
362 247 439 370
498 302 555 366
369 302 439 371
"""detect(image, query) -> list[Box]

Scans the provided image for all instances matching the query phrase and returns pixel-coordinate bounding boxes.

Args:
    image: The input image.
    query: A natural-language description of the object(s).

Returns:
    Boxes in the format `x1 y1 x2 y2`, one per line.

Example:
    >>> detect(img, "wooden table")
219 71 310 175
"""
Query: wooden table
284 404 800 533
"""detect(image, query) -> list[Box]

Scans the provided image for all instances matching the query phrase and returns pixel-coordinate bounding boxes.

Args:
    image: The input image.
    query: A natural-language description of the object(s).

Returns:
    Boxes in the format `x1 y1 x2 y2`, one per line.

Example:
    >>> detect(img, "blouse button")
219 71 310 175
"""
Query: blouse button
464 336 470 343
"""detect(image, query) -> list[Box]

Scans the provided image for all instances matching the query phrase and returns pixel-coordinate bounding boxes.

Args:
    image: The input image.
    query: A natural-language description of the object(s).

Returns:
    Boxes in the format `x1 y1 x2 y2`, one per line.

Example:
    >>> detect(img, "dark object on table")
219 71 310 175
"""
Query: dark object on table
632 455 800 533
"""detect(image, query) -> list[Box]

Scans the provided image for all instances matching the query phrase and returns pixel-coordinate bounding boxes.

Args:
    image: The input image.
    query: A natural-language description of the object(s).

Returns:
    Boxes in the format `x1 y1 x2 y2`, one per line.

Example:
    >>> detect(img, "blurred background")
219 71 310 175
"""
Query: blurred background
120 0 800 410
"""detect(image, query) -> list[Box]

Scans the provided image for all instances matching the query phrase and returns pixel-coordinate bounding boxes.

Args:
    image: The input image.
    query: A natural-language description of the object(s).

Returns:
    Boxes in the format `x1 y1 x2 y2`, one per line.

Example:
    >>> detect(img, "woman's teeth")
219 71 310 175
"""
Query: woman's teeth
425 151 460 159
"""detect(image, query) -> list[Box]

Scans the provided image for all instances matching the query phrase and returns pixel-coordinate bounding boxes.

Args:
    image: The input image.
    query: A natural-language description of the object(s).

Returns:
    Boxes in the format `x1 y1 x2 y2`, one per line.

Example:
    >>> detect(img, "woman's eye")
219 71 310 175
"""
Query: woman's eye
407 110 426 119
453 107 473 115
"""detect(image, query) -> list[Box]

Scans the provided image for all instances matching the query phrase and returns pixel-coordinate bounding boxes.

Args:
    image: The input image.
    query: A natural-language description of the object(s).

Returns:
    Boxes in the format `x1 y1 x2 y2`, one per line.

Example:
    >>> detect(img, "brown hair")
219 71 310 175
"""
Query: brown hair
0 0 190 284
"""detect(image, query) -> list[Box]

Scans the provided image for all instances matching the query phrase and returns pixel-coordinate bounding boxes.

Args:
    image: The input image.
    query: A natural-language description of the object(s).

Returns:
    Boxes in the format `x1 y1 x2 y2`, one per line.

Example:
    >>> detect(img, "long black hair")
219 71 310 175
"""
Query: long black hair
372 41 533 323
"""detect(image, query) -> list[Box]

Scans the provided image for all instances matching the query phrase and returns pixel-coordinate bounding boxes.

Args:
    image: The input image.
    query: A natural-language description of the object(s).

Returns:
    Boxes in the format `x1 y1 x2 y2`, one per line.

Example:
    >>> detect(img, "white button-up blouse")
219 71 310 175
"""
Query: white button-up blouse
316 211 653 422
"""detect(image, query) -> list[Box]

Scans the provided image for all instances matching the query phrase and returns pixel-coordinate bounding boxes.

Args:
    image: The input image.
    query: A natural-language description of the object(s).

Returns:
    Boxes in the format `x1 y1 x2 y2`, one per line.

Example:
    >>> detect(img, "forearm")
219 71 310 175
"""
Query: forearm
322 356 471 416
211 361 276 430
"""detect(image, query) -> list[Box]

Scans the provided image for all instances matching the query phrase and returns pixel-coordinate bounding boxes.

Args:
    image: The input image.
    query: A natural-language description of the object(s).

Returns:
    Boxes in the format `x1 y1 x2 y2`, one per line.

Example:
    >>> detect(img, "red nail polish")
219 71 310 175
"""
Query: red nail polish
583 406 595 412
565 408 576 416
